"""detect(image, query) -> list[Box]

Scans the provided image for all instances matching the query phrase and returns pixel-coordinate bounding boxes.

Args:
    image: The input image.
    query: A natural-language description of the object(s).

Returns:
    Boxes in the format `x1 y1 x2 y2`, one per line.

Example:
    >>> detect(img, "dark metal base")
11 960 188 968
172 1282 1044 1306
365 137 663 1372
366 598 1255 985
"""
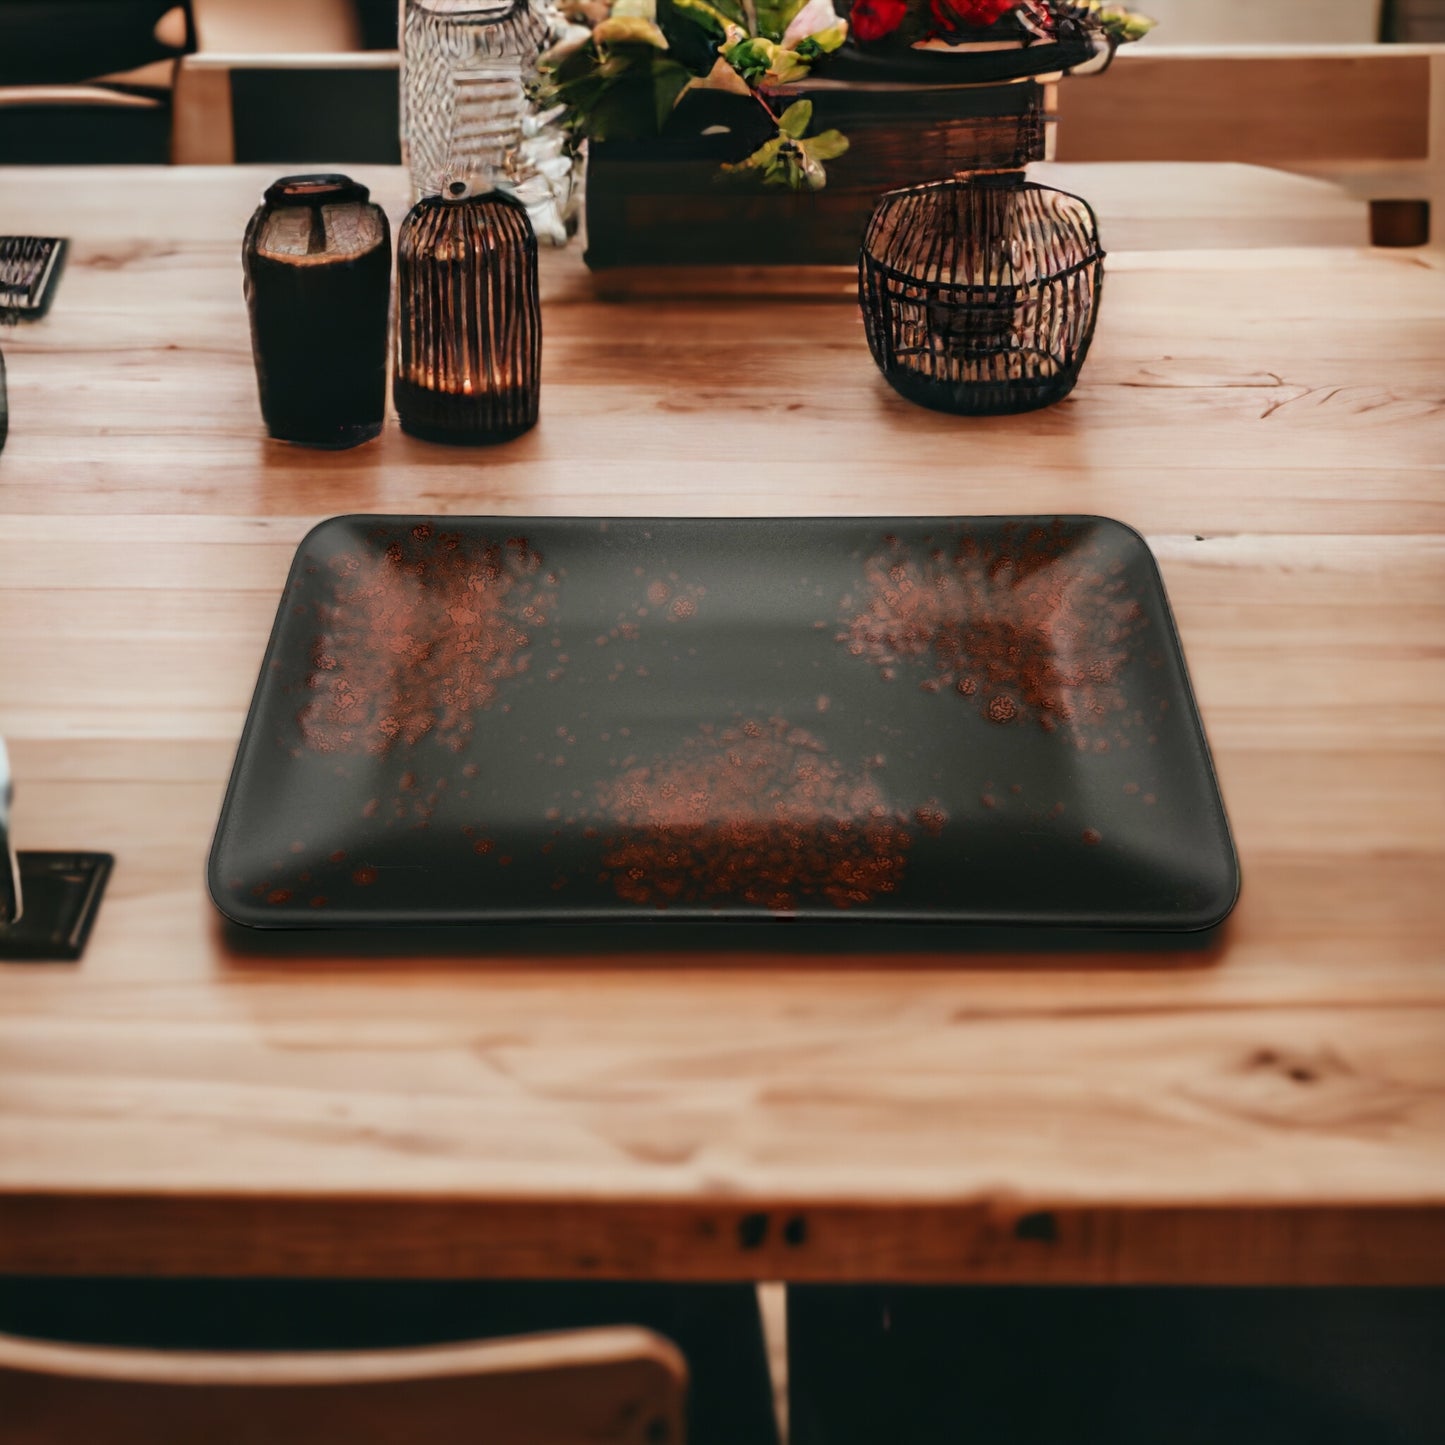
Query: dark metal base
265 419 385 450
395 416 538 447
878 365 1085 417
0 852 112 962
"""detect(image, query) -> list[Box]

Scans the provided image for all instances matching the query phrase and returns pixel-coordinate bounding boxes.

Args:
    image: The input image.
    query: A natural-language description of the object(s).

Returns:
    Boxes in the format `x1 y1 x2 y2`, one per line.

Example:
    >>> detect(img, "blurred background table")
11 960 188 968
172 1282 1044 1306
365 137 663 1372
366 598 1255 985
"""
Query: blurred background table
0 164 1442 1286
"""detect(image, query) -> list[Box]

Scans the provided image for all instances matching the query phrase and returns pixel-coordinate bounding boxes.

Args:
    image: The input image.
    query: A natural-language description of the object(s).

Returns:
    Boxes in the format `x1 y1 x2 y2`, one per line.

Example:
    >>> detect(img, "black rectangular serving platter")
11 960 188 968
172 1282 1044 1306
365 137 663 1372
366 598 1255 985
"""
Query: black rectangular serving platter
209 516 1238 932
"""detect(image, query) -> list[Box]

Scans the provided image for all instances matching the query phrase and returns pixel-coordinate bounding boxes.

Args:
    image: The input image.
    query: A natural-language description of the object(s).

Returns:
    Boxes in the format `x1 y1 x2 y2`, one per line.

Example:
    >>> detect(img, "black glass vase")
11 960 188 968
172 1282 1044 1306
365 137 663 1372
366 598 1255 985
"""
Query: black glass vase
860 177 1105 416
242 174 391 449
393 185 541 445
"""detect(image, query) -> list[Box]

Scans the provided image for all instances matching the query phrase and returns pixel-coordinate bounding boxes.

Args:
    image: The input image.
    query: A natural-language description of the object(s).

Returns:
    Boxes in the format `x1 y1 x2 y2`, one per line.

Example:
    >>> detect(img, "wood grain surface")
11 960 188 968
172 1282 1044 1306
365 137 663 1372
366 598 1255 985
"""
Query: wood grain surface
0 166 1441 1285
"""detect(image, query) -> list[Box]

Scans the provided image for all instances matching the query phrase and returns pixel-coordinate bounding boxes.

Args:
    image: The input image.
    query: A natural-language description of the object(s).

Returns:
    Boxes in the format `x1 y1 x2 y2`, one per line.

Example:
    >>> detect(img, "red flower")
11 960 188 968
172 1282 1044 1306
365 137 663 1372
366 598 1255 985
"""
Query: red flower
929 0 1017 29
849 0 908 42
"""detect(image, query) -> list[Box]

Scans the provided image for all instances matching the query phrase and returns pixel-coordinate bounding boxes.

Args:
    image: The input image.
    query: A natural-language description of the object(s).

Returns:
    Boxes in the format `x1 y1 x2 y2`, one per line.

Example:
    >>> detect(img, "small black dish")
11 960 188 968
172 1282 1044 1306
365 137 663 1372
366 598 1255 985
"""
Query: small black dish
0 852 113 962
0 237 68 322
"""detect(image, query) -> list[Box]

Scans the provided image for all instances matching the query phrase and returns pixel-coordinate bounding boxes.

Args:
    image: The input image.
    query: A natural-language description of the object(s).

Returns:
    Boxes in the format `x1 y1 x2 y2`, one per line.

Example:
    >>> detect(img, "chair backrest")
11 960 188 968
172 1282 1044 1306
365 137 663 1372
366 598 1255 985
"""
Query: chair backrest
172 52 401 165
1390 0 1445 42
0 1325 688 1445
1133 0 1383 46
1054 43 1444 245
0 1 196 87
189 0 361 53
1055 45 1434 168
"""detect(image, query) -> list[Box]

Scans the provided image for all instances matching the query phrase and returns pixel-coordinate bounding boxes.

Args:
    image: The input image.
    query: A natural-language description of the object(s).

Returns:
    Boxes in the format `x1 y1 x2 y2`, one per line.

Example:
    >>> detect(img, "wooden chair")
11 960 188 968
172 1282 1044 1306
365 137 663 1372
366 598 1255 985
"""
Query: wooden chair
189 0 362 53
0 1325 688 1445
0 0 196 163
171 51 400 164
1387 0 1445 41
1134 1 1384 46
1052 43 1445 245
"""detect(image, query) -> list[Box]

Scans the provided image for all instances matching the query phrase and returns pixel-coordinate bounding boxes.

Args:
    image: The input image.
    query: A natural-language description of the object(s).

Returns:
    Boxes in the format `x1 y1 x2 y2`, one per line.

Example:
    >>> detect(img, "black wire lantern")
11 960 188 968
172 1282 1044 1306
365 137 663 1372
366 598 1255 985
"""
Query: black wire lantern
860 176 1105 416
394 178 542 446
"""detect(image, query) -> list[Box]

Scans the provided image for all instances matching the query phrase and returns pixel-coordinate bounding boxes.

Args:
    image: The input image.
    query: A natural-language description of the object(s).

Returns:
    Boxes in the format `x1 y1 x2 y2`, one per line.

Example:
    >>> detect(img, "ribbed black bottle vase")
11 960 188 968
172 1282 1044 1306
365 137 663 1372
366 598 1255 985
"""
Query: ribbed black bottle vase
394 187 541 445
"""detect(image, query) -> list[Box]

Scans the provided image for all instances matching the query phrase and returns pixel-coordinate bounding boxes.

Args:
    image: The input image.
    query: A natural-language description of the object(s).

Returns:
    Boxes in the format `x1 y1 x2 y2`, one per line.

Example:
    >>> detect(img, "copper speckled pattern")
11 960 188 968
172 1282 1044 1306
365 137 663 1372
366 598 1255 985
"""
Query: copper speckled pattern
838 520 1155 749
298 524 558 756
593 717 932 913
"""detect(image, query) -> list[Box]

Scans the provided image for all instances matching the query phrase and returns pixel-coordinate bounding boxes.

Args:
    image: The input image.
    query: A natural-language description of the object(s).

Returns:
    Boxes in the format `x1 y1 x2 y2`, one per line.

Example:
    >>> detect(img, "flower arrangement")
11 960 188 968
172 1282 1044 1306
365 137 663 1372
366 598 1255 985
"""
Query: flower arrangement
544 0 1155 191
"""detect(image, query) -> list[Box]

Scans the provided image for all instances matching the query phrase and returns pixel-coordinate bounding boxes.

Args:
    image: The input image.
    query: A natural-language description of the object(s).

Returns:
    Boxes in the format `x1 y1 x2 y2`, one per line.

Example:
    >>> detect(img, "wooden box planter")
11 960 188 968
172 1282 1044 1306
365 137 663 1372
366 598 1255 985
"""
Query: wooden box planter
581 41 1094 269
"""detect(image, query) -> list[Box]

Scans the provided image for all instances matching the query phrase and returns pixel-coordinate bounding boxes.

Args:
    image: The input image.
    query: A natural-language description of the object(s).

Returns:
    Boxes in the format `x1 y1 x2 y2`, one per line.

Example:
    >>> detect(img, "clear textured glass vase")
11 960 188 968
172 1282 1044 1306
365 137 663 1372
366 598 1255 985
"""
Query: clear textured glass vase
400 0 577 245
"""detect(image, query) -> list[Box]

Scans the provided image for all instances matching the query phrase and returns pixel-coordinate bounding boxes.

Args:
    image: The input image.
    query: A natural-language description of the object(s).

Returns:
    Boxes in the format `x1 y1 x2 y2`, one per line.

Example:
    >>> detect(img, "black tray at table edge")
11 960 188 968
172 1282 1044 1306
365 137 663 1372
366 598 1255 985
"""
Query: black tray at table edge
206 513 1242 938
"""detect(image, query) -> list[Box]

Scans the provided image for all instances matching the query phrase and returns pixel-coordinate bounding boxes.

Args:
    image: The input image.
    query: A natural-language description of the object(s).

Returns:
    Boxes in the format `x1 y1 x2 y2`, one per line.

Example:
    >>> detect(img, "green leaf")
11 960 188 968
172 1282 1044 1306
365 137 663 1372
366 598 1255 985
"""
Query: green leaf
703 0 747 24
770 50 811 83
678 54 754 100
727 38 811 85
718 134 782 181
652 58 693 130
793 21 846 59
723 34 811 83
544 40 606 88
801 127 847 160
754 0 804 41
776 99 811 138
1099 7 1156 42
670 0 733 36
587 85 655 141
657 0 729 70
723 36 773 84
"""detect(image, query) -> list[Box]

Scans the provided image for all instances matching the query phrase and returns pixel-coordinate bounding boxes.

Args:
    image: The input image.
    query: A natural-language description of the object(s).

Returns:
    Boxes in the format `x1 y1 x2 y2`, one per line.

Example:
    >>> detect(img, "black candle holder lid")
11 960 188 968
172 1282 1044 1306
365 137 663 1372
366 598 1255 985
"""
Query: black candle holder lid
263 174 372 207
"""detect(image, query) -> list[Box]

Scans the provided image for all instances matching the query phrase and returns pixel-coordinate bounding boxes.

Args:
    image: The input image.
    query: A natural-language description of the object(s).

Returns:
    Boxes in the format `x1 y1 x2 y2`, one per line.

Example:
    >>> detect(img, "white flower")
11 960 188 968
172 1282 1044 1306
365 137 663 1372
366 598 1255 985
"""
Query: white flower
540 24 592 67
781 0 843 48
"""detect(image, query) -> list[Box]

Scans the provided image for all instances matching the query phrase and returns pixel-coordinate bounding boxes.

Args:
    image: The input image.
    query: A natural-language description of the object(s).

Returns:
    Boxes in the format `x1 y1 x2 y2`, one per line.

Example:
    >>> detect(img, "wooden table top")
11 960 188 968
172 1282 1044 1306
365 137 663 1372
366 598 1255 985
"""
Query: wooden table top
0 165 1442 1285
